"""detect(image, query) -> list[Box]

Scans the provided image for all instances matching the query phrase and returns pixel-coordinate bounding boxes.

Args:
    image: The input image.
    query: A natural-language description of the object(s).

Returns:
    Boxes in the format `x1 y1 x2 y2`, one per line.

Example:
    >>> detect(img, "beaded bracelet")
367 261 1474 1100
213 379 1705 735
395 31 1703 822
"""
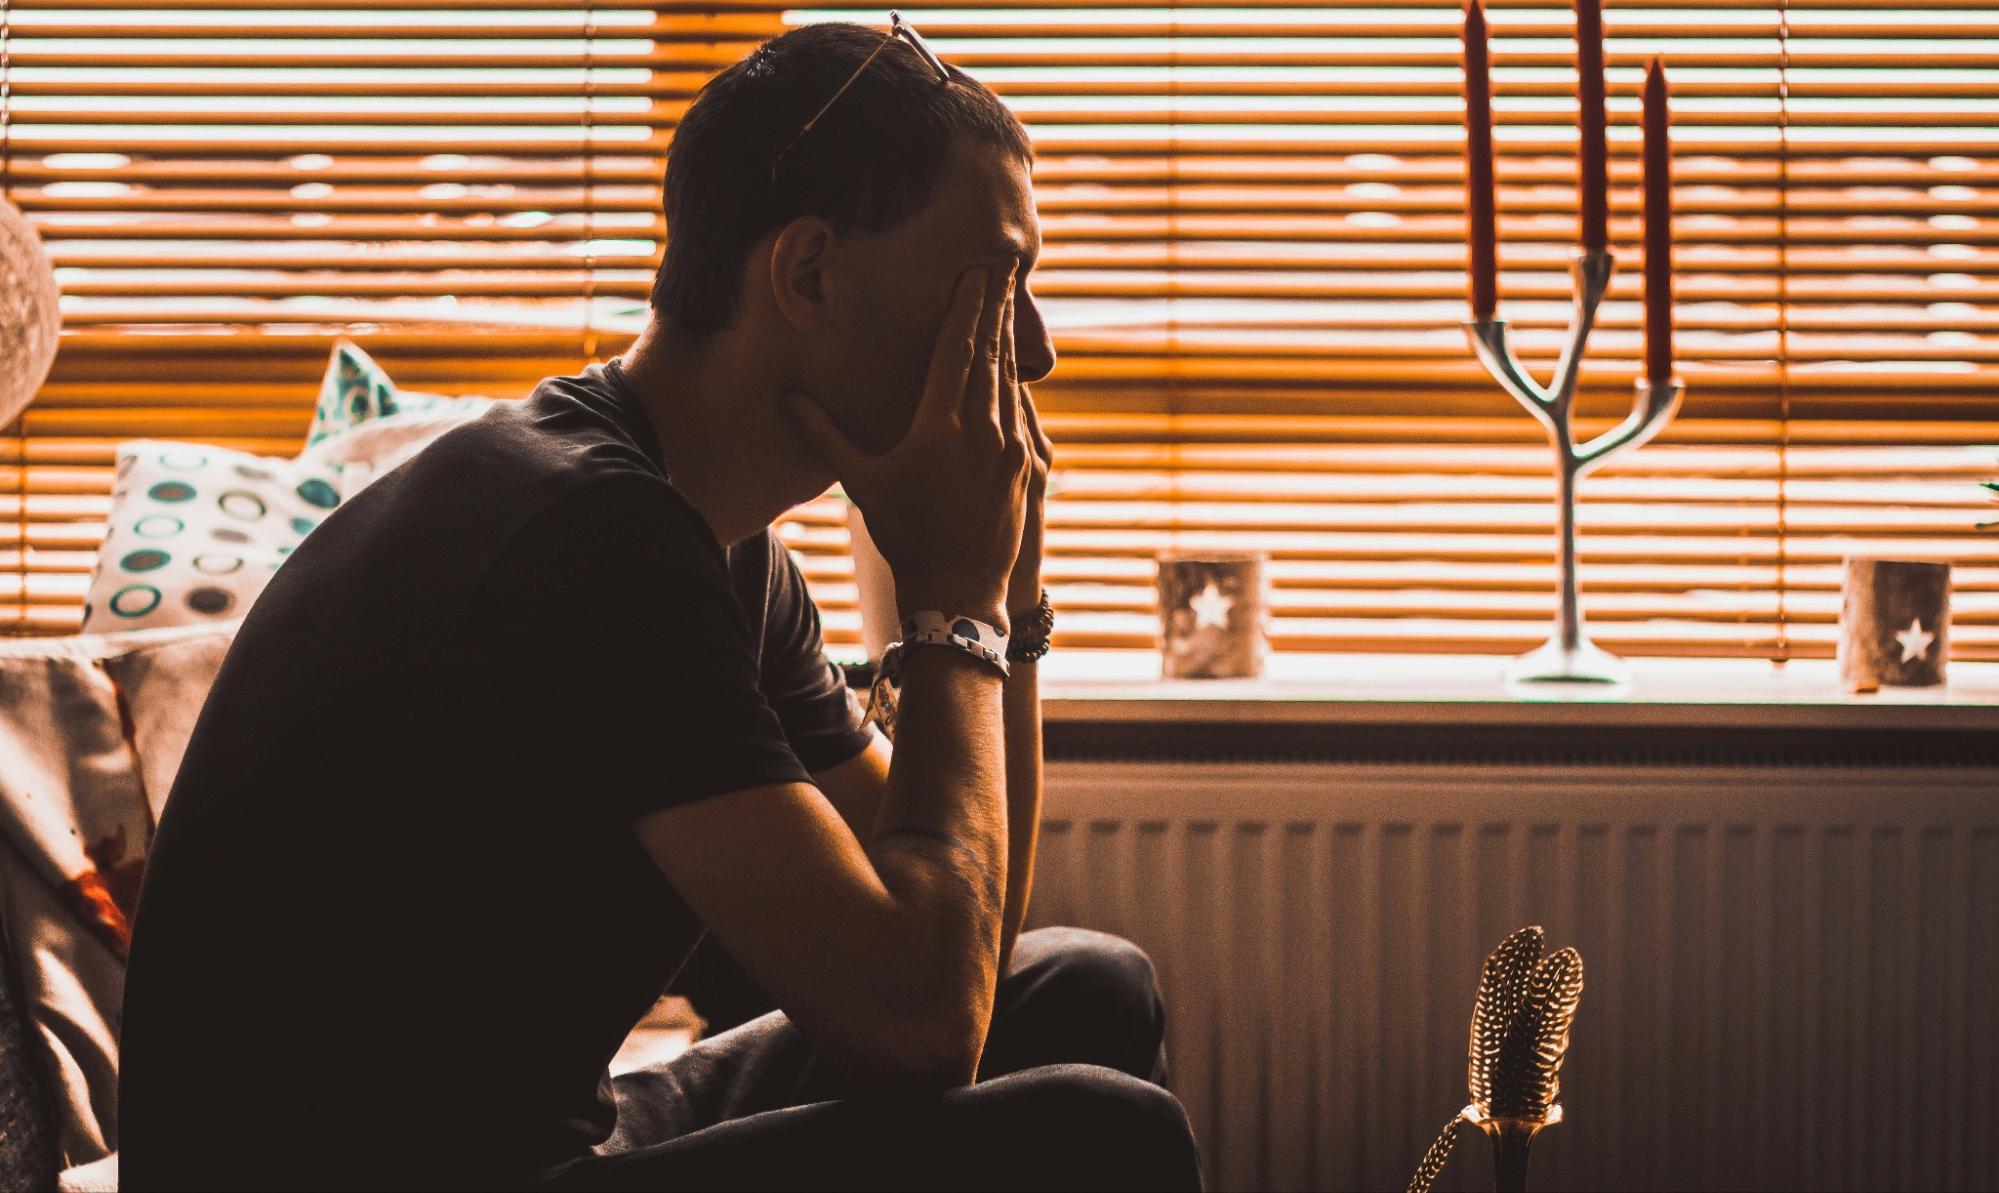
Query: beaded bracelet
1006 588 1055 663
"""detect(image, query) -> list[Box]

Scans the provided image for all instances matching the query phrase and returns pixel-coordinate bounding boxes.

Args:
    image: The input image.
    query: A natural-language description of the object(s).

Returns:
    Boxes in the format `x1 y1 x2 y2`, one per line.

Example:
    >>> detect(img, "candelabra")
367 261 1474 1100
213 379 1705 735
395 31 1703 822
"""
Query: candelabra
1466 250 1684 686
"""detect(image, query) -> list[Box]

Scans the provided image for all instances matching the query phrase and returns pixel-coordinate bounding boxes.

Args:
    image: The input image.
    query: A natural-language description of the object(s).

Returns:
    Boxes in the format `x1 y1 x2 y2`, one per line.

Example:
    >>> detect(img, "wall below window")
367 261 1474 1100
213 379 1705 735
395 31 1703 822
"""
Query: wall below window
1029 749 1999 1192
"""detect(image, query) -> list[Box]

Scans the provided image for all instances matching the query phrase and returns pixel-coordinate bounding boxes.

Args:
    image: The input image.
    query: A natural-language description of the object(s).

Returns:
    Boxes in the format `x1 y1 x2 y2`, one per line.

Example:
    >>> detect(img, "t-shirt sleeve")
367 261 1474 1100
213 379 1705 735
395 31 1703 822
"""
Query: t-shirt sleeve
468 478 814 822
758 534 878 774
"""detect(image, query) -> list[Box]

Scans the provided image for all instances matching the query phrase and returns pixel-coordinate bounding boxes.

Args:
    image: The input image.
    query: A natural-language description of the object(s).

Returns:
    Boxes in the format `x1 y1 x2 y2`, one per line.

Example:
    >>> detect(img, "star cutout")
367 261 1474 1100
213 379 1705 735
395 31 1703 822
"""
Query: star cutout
1894 617 1935 663
1188 581 1234 631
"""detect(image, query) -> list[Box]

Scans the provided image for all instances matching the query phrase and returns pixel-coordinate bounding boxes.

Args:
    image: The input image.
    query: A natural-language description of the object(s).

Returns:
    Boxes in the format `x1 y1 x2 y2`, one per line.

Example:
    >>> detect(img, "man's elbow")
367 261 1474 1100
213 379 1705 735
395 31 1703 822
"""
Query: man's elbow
833 999 987 1092
890 1004 987 1088
822 883 1000 1089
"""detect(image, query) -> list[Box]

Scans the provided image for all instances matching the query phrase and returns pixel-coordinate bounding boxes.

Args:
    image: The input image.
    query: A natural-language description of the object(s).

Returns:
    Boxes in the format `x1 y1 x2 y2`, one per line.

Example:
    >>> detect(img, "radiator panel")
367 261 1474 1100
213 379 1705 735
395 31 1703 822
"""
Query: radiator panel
1028 763 1999 1193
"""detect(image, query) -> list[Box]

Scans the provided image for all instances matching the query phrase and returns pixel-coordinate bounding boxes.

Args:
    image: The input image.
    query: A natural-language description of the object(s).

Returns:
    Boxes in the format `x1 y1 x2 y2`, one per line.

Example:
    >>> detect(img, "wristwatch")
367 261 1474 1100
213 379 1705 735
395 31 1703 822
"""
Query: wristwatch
880 608 1010 682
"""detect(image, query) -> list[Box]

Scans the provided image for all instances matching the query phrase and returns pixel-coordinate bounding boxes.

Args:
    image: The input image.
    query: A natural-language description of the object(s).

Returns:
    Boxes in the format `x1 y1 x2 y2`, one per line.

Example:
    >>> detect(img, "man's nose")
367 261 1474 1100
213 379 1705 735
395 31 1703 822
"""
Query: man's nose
1014 292 1058 384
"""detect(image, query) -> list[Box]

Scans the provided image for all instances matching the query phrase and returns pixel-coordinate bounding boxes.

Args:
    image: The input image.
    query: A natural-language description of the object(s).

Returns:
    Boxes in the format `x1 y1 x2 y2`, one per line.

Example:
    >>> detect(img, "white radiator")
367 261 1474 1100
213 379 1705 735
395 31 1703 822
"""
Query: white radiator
1029 758 1999 1193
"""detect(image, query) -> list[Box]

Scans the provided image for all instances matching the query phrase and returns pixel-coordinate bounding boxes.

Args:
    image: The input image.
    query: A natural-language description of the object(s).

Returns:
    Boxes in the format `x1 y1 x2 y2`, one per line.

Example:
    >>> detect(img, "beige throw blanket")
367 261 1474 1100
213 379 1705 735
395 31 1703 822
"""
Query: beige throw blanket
0 621 239 1186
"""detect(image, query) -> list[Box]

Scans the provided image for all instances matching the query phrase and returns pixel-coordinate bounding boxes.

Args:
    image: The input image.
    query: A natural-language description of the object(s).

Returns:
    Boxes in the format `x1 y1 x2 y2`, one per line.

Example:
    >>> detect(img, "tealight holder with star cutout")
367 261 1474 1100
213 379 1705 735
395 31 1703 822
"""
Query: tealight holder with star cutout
1157 551 1267 679
1839 557 1950 693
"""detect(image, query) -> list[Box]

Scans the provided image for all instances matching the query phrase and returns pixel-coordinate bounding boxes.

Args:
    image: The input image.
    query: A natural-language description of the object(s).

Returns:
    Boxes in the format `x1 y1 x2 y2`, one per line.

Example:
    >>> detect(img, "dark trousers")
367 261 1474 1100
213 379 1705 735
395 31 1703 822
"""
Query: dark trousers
525 927 1203 1192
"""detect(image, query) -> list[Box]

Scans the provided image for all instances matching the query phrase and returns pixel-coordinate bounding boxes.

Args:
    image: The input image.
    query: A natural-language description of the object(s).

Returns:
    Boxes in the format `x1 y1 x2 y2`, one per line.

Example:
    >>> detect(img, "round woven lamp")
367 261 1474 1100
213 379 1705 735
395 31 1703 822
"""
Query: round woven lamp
0 196 61 426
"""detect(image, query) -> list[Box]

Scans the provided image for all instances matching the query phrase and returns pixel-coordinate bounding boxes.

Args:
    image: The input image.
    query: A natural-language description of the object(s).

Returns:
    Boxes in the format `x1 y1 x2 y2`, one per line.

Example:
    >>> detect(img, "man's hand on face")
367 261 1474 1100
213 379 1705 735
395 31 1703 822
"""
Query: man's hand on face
781 263 1033 630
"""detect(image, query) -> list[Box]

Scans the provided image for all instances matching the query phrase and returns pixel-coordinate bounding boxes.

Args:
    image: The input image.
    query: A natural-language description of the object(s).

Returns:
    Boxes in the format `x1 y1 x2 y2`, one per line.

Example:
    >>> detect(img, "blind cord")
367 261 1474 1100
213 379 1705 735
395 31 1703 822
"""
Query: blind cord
1774 0 1793 665
1 0 10 191
2 0 23 636
581 0 599 362
1166 0 1182 561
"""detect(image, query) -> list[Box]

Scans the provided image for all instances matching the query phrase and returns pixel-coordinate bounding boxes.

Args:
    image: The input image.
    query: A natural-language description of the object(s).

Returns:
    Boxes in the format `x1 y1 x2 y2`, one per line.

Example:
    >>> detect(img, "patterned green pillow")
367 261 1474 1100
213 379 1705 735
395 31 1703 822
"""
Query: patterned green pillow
80 442 343 632
307 339 489 450
83 343 493 634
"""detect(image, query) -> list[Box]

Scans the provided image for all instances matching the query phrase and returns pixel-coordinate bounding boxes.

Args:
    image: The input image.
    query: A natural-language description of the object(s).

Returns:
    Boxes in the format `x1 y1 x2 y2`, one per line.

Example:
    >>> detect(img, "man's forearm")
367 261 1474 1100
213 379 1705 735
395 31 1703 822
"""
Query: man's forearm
996 655 1042 973
848 655 1037 972
862 645 1010 1081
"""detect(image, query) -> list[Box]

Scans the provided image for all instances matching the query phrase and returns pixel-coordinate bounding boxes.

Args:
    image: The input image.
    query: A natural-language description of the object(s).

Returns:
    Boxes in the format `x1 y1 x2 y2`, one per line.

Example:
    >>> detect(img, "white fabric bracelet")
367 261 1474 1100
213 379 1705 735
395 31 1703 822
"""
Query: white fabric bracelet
879 609 1010 681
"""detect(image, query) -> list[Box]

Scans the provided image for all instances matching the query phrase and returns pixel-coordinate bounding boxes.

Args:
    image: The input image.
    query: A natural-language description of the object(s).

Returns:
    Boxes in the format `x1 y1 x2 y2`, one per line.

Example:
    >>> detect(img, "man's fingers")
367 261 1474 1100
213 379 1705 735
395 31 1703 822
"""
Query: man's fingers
915 268 989 433
998 283 1021 448
966 262 1014 431
779 389 865 481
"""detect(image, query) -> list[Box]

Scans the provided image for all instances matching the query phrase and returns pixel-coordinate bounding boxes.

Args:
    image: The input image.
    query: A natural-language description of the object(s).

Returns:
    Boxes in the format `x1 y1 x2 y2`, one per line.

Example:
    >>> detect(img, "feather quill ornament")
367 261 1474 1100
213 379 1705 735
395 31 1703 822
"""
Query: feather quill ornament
1489 946 1585 1118
1407 926 1587 1193
1405 1115 1463 1193
1468 926 1543 1112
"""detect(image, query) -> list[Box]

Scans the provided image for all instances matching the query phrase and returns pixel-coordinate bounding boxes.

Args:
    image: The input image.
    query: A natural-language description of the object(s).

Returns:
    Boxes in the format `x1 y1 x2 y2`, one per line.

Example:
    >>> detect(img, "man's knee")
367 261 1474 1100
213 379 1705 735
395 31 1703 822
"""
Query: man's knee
1014 927 1164 1031
993 1064 1201 1190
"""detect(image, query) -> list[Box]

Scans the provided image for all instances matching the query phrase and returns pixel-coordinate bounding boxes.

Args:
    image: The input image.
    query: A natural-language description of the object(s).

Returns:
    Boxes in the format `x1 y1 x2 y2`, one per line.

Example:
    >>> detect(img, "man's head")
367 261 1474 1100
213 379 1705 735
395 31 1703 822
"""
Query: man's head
651 22 1054 454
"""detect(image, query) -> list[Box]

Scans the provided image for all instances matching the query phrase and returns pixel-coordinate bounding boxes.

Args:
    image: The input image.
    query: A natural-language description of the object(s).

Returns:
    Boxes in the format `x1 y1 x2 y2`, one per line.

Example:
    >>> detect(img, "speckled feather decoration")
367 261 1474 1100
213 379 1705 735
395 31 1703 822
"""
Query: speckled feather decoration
1490 944 1585 1118
1469 926 1544 1113
1405 1116 1462 1193
1405 926 1586 1193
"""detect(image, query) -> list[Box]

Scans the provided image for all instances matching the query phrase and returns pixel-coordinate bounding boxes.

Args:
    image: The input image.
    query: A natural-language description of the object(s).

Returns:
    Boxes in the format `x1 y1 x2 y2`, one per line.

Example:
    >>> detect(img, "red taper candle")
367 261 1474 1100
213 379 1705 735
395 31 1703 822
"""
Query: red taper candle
1642 56 1673 383
1463 0 1498 320
1575 0 1608 254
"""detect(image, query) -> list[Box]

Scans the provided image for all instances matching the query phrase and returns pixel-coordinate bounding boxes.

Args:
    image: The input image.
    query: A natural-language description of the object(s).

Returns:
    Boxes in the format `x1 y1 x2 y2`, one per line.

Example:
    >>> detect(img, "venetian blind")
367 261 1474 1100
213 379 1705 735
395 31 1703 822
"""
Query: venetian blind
0 0 709 634
3 0 1995 659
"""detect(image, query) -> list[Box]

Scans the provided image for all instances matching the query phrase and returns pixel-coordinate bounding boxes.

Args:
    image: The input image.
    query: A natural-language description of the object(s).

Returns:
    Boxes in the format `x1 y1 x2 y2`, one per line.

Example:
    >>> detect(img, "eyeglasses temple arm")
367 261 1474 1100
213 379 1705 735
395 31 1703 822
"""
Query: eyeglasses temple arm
773 31 896 170
891 10 952 82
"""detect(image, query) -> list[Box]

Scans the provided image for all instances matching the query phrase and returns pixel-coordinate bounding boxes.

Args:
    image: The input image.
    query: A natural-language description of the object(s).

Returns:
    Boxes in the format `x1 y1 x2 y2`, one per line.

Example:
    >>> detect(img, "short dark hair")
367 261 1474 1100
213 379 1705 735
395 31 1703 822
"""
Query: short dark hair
651 22 1033 336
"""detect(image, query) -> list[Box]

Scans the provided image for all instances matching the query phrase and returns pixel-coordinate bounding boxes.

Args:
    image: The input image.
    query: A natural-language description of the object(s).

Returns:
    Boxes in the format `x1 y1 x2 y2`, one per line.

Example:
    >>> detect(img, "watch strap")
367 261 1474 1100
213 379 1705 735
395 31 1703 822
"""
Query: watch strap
879 609 1011 683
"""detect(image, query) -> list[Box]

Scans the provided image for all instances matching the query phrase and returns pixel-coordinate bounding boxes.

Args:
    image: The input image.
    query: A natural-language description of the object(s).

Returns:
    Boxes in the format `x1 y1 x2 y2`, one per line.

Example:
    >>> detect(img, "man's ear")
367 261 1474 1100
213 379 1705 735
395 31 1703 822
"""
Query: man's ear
767 216 835 332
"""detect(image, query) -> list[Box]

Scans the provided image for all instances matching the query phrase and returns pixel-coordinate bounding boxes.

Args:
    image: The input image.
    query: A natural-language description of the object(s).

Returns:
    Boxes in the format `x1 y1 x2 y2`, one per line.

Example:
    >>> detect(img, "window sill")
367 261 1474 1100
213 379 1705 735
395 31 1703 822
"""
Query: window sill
1030 650 1999 732
1016 651 1999 767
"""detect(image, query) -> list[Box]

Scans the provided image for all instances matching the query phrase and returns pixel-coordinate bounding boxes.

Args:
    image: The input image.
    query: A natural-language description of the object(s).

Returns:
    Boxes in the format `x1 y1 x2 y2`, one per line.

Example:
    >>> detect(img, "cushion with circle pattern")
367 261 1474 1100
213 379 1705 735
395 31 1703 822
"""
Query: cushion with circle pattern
301 340 496 496
78 441 344 633
306 338 491 450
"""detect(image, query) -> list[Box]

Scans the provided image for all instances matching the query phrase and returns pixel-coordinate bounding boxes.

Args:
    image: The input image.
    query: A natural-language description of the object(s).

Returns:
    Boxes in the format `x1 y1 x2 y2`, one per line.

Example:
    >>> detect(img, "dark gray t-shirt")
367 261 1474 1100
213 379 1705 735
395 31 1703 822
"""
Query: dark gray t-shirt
120 362 872 1190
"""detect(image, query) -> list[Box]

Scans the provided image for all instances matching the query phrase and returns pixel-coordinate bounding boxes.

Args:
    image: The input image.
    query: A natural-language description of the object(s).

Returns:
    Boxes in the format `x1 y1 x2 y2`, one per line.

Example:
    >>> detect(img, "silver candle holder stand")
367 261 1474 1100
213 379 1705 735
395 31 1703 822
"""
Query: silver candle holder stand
1465 249 1685 687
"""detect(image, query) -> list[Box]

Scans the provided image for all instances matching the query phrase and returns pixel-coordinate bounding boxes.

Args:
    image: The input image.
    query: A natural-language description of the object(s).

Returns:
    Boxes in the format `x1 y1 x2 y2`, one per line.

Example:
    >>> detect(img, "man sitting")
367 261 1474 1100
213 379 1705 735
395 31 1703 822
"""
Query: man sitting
119 20 1202 1192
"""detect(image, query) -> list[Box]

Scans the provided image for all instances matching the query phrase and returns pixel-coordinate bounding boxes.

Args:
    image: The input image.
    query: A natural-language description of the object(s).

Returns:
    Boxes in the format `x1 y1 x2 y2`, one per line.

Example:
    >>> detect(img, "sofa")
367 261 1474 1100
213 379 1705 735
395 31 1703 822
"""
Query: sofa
0 620 241 1192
